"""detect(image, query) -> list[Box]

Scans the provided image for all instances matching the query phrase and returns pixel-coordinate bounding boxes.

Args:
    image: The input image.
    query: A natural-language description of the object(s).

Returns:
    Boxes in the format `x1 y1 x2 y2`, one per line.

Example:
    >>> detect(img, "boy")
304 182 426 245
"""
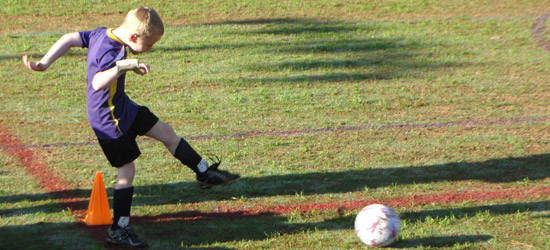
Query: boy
22 6 239 248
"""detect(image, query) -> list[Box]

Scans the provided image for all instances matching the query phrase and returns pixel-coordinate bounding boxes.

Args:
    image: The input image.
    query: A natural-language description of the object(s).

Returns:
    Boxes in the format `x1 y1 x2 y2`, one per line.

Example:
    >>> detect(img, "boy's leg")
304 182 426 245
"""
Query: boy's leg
144 120 203 172
115 161 136 189
112 161 135 228
107 161 147 248
128 106 203 172
145 120 240 188
99 107 156 248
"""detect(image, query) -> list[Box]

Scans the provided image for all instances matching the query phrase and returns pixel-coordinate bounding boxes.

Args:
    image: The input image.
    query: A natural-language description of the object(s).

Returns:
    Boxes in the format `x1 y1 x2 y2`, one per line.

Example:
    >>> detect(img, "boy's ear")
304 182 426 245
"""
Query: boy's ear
129 33 139 43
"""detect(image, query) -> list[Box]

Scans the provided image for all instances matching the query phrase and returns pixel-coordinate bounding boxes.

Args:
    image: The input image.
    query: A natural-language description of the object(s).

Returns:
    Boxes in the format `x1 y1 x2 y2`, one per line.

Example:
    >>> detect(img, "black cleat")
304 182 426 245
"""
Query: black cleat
197 157 240 189
107 226 148 248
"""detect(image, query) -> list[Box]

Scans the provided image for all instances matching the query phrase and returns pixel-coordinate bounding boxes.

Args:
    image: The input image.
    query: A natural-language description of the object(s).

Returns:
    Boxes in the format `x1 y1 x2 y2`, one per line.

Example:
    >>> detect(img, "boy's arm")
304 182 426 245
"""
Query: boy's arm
22 32 83 71
91 60 150 90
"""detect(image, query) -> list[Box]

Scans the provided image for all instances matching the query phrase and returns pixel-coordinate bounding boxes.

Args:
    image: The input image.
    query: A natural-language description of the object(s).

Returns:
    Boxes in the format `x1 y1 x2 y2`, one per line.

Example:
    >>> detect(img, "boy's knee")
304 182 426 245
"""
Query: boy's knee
161 121 176 135
120 161 135 168
117 162 136 182
148 120 174 136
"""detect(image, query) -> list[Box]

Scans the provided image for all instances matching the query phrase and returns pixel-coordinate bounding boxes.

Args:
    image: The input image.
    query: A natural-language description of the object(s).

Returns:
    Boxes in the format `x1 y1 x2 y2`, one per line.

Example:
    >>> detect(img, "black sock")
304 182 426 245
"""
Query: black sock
173 138 202 174
112 186 134 230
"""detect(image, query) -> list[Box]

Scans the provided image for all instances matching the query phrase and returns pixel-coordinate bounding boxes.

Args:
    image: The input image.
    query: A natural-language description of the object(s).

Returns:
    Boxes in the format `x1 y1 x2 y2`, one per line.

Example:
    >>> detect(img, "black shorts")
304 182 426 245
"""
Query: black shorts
98 106 159 167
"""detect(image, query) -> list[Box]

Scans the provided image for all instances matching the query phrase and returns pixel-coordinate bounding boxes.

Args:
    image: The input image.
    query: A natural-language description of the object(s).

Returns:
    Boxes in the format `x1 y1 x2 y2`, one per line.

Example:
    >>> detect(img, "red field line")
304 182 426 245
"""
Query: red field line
0 125 99 241
136 186 550 223
0 125 72 194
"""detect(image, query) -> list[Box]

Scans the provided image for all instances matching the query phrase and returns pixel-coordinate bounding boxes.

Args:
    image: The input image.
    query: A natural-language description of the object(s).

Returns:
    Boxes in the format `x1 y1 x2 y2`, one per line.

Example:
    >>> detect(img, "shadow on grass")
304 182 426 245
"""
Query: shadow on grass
201 18 316 26
0 51 87 62
1 153 544 247
0 222 101 250
206 18 362 34
393 235 494 248
1 154 548 218
3 200 537 248
223 153 550 199
0 53 42 61
401 200 550 223
124 209 495 248
134 153 549 204
156 18 465 85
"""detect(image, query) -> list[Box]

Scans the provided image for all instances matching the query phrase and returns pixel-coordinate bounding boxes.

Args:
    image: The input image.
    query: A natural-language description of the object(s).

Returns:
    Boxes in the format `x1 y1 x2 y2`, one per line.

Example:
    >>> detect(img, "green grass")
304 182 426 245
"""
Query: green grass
1 1 550 249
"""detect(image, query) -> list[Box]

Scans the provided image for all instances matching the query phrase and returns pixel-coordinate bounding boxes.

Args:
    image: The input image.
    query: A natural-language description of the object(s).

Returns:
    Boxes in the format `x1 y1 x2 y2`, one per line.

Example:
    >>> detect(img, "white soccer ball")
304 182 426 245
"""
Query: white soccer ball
354 204 401 247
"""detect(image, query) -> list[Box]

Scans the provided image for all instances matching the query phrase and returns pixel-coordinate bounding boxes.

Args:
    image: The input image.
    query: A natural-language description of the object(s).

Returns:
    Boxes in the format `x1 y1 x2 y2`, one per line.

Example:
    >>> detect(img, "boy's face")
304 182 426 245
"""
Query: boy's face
128 33 162 55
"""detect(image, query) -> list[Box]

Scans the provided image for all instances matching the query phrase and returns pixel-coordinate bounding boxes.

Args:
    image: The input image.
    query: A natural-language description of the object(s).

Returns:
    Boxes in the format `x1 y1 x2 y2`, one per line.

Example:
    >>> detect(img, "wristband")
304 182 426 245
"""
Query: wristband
116 59 139 73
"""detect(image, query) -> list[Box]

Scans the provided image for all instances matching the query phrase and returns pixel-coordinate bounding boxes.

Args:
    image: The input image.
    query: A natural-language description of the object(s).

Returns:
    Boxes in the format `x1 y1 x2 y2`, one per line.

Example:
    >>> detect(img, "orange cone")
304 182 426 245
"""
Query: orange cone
83 172 112 225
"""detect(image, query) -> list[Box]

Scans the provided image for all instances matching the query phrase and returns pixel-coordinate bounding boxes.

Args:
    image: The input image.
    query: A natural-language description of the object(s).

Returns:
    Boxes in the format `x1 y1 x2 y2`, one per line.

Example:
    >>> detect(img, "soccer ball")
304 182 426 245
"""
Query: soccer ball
354 204 401 247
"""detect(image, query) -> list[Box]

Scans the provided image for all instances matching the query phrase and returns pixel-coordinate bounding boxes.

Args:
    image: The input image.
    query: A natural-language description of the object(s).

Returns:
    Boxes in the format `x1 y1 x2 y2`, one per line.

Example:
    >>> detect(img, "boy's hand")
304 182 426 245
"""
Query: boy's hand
116 59 150 75
134 62 150 75
22 55 48 71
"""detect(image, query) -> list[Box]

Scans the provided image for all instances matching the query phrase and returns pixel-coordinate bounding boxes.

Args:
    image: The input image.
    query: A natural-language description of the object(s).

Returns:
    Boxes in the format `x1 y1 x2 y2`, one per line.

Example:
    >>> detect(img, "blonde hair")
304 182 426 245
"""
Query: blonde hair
121 6 164 37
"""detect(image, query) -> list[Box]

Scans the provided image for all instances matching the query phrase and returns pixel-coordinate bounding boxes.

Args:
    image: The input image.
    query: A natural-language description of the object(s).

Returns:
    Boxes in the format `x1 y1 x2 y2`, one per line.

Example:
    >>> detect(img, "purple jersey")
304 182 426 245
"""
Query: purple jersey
79 27 139 140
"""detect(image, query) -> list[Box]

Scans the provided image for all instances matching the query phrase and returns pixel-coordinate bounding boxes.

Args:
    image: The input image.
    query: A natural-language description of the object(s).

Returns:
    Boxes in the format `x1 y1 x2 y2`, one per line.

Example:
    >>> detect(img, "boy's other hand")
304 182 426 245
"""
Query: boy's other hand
22 55 48 71
134 62 150 75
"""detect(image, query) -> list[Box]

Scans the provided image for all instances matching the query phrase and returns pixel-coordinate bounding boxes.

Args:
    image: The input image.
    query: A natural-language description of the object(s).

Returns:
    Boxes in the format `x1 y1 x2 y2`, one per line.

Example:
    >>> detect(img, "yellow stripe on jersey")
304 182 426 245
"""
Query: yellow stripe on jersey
106 28 124 135
108 80 123 135
107 28 124 45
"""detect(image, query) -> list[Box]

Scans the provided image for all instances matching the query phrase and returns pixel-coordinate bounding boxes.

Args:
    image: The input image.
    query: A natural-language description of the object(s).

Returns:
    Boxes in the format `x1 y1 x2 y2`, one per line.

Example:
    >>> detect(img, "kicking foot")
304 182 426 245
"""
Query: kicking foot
196 157 240 189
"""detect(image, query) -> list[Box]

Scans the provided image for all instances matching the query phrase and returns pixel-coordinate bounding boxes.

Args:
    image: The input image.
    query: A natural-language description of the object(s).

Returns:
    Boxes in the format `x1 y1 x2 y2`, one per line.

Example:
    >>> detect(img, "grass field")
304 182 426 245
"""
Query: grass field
1 1 550 249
